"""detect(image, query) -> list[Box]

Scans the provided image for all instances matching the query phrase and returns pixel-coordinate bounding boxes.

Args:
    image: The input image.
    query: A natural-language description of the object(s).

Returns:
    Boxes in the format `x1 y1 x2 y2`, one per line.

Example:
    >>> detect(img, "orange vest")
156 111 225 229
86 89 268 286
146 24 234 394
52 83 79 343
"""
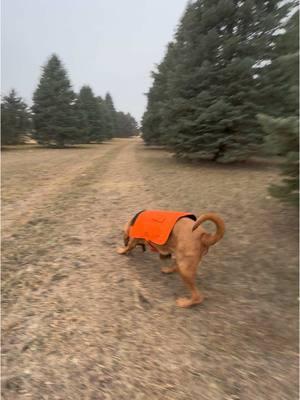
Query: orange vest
129 210 196 246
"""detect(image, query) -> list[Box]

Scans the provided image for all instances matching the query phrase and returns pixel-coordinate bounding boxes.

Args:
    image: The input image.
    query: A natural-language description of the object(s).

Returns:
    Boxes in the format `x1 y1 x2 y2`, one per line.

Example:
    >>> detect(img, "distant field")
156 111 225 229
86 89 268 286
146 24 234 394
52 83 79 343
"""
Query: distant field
2 138 298 400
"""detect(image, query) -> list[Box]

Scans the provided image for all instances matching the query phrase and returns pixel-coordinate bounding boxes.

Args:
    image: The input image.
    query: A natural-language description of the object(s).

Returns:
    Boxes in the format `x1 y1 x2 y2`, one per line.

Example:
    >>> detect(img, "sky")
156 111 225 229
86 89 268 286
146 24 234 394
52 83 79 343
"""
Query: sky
1 0 188 123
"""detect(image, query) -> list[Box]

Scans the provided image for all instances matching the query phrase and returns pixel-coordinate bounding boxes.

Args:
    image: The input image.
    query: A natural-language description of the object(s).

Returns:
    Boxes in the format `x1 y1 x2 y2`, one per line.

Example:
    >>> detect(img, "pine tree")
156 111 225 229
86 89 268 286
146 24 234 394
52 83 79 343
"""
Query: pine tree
259 9 298 118
97 96 113 140
258 10 299 205
142 42 177 145
73 94 89 144
104 93 118 136
1 89 31 145
142 0 293 162
258 115 298 205
32 54 79 147
115 112 138 137
78 86 105 143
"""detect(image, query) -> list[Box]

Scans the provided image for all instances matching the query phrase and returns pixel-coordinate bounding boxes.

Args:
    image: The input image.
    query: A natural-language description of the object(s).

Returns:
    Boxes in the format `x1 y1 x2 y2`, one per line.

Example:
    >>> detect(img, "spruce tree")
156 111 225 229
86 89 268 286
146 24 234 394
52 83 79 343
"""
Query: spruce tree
258 10 299 205
1 89 31 145
73 94 89 144
104 93 118 136
115 112 138 137
32 54 79 147
78 86 105 143
259 9 298 118
97 96 113 140
142 42 177 145
258 115 298 205
142 0 293 162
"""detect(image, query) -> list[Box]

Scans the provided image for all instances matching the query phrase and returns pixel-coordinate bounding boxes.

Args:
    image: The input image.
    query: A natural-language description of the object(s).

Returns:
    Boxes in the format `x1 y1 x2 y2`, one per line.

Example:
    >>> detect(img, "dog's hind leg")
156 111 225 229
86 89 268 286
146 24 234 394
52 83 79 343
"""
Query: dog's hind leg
176 261 204 308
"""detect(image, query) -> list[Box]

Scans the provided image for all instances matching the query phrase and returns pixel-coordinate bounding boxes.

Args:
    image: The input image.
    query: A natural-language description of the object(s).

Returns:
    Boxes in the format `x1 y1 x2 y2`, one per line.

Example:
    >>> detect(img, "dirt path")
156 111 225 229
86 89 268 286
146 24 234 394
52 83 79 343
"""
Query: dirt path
2 139 298 400
2 144 115 237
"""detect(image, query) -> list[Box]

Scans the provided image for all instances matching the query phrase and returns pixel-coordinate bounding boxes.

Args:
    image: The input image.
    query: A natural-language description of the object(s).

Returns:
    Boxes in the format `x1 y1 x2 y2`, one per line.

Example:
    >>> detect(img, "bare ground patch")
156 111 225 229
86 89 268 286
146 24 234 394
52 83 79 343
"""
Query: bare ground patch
2 139 298 400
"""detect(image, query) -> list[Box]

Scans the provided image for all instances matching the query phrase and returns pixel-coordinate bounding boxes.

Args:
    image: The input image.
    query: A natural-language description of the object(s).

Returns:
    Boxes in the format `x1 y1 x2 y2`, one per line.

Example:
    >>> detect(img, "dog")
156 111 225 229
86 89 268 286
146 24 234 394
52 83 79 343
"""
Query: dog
117 210 225 308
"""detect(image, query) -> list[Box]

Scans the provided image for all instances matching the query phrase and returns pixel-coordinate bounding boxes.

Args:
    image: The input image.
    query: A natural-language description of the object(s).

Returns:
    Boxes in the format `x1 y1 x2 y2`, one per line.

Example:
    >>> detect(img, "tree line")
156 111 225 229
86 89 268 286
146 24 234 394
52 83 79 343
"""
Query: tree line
142 0 299 204
1 54 139 147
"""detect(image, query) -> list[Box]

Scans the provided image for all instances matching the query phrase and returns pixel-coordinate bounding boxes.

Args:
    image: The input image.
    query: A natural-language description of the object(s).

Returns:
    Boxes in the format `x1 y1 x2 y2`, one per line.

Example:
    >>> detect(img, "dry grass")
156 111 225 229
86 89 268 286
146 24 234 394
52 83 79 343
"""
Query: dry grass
2 138 298 400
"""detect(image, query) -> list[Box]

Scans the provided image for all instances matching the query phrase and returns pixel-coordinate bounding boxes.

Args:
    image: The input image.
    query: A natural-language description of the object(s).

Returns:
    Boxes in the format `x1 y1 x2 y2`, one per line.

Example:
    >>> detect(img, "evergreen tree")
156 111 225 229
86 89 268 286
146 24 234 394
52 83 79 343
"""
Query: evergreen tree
142 0 293 162
258 115 298 205
1 89 31 145
97 96 113 139
259 9 298 118
73 94 89 144
258 10 299 205
78 86 105 143
142 42 177 145
115 112 138 137
32 54 79 147
104 93 118 136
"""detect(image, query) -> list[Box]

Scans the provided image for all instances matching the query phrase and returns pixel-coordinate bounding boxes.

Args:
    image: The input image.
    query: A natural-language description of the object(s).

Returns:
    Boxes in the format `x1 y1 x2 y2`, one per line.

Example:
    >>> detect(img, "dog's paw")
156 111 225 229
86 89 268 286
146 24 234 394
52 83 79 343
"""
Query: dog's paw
175 296 204 308
161 266 177 274
117 247 127 255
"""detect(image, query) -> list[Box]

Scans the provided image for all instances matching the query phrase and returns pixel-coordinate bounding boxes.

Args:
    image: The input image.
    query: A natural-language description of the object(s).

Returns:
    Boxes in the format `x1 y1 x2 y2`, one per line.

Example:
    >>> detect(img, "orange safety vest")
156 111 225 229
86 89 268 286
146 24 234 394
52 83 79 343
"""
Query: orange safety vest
129 210 197 247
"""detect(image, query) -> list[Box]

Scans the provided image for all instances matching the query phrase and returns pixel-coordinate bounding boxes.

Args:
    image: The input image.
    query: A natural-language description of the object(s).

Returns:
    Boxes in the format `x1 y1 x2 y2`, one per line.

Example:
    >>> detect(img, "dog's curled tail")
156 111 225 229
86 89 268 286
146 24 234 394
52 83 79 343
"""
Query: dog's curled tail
192 213 225 247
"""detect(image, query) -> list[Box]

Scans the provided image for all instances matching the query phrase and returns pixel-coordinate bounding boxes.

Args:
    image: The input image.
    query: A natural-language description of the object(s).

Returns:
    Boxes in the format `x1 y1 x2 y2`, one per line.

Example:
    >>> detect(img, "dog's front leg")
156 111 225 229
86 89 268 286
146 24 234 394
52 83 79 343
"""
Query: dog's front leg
117 238 138 255
159 254 177 274
161 263 177 274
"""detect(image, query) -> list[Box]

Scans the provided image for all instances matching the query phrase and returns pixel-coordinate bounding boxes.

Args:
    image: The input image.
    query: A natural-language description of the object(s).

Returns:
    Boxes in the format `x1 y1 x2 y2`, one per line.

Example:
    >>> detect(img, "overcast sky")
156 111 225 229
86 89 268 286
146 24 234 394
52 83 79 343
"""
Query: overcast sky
1 0 188 122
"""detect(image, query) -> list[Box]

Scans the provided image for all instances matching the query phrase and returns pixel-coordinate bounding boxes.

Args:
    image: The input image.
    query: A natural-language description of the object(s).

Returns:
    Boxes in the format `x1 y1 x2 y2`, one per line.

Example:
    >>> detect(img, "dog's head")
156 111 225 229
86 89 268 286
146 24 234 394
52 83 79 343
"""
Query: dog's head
122 218 146 252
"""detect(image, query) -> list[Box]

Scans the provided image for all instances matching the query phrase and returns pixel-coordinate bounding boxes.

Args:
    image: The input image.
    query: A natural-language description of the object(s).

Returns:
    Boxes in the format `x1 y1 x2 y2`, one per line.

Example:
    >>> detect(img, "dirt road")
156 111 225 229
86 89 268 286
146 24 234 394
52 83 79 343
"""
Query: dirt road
2 139 298 400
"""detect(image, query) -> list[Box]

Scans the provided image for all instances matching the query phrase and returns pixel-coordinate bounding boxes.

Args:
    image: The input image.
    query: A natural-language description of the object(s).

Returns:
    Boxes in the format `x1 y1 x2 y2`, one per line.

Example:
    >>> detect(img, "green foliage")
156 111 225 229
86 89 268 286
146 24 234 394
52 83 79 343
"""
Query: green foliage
32 54 80 147
259 10 299 118
142 0 293 162
104 93 118 137
72 94 89 144
1 89 31 145
141 42 177 145
97 96 112 140
13 53 134 146
115 112 138 137
258 115 299 205
77 86 106 143
258 10 299 206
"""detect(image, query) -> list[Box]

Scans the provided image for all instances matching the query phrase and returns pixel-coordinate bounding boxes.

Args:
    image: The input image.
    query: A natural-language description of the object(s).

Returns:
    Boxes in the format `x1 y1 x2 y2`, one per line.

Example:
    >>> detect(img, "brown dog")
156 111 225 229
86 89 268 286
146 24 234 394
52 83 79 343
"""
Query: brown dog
117 211 225 308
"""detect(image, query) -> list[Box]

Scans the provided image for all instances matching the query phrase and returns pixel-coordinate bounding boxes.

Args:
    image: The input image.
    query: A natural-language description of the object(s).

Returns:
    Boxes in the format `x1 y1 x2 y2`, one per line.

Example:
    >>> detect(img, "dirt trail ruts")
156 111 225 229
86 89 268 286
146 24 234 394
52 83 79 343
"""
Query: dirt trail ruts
2 139 298 400
2 144 116 237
